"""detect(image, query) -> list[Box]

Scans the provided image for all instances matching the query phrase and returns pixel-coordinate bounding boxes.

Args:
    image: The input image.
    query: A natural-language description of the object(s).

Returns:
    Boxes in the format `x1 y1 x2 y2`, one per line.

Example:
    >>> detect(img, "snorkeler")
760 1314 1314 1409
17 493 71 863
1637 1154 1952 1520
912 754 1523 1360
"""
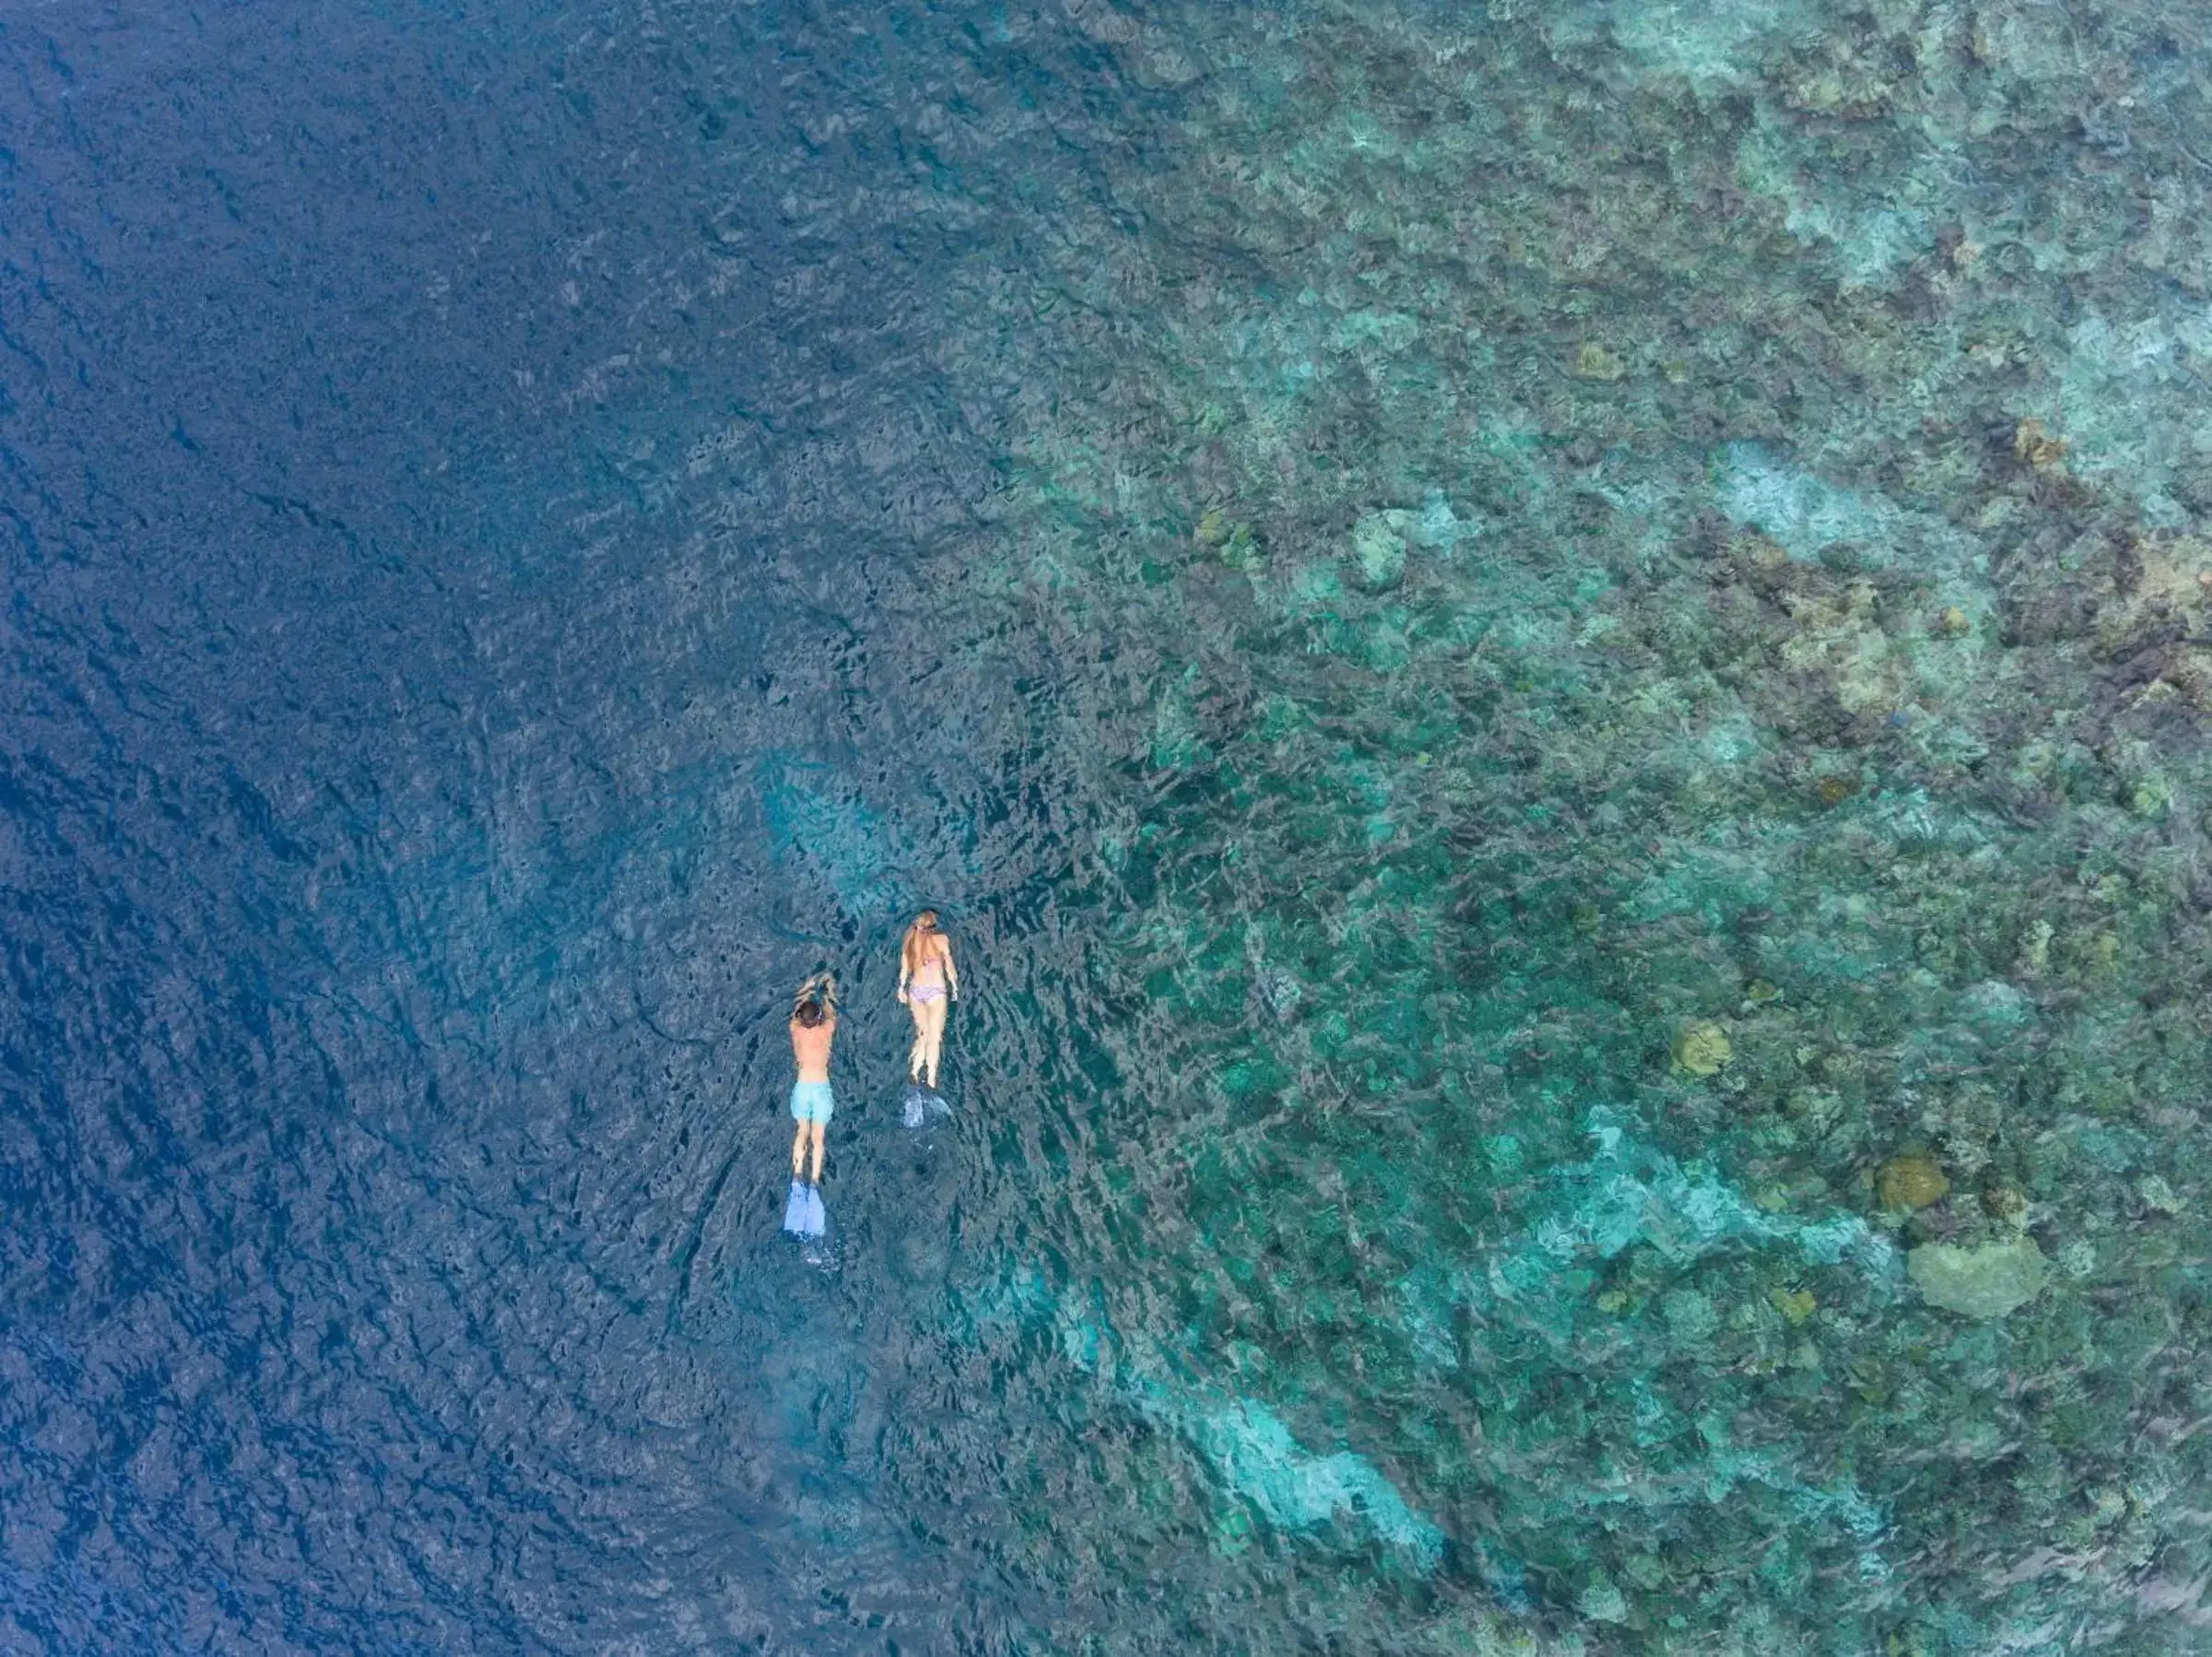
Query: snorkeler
782 971 837 1238
897 911 959 1089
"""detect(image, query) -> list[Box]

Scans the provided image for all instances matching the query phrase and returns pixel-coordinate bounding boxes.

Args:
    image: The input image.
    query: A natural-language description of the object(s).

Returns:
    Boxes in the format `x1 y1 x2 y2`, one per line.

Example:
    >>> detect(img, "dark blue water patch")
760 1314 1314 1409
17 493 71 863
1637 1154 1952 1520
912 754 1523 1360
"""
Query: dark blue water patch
2 7 1065 1655
0 0 1269 1641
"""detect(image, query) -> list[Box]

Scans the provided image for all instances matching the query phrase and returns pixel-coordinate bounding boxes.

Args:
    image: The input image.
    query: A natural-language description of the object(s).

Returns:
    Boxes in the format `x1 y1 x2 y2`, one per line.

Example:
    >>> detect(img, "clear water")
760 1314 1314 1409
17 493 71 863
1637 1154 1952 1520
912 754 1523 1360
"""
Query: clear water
7 1 2212 1651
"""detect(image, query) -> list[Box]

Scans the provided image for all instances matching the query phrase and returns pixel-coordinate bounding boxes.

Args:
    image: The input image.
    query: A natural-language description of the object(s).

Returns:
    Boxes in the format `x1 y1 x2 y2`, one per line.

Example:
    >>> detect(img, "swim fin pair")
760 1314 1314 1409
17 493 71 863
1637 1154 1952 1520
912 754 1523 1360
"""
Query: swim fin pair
782 1178 825 1239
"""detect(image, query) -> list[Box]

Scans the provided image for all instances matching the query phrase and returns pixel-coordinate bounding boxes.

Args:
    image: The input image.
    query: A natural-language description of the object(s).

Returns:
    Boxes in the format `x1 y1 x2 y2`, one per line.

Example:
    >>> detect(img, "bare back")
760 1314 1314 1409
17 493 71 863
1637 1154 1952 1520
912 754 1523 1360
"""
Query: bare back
908 934 951 992
790 1015 835 1082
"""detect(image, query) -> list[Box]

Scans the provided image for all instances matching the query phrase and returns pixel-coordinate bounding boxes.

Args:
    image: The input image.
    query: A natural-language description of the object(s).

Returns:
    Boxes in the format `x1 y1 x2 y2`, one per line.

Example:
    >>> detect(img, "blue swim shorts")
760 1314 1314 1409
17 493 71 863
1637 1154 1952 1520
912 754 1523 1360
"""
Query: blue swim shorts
790 1081 834 1125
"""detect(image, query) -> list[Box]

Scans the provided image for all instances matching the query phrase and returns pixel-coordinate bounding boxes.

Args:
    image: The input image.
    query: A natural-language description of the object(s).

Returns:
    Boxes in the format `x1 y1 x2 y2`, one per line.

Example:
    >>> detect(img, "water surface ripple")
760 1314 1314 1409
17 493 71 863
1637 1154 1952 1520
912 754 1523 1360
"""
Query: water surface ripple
7 1 2212 1652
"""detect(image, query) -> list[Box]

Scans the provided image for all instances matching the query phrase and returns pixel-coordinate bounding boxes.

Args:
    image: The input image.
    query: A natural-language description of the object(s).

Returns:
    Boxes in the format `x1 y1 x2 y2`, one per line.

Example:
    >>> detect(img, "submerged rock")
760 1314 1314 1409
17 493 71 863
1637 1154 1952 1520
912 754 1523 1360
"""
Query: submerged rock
1196 509 1264 570
1770 1287 1818 1324
1907 1237 2049 1320
2140 1174 2185 1216
1672 1018 1733 1076
1982 1184 2030 1229
1578 1573 1630 1623
1877 1155 1950 1211
1178 1394 1445 1568
1350 510 1410 591
1572 341 1627 382
1247 962 1304 1024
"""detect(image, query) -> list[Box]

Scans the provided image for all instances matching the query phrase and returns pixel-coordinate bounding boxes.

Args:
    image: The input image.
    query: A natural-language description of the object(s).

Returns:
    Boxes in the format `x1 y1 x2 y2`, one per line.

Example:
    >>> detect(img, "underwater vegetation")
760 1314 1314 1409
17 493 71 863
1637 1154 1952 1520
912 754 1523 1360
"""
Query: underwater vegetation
887 0 2212 1649
602 0 2212 1645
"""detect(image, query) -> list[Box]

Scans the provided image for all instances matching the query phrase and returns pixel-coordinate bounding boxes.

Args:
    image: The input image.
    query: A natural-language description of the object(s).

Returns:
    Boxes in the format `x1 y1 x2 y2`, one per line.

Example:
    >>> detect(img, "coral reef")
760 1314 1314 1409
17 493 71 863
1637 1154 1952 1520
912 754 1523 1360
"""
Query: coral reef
1908 1237 2051 1321
1877 1154 1950 1210
1671 1018 1734 1077
873 0 2212 1646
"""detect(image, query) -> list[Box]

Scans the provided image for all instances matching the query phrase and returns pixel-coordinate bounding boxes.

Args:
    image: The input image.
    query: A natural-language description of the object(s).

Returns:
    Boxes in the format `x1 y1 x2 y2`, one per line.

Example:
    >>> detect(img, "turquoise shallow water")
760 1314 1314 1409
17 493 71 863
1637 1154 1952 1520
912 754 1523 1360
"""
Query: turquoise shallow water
7 0 2212 1651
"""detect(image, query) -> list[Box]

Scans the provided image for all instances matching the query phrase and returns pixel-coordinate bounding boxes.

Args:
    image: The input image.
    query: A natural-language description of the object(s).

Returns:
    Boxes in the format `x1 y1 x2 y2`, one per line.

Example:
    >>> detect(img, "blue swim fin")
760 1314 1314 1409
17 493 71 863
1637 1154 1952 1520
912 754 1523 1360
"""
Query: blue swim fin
782 1178 808 1235
802 1183 827 1239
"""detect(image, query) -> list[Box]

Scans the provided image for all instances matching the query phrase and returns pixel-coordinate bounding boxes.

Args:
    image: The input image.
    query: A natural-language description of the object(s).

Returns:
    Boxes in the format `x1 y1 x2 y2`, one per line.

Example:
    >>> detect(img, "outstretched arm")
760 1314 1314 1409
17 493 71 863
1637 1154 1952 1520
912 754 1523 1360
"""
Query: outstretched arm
944 945 959 1000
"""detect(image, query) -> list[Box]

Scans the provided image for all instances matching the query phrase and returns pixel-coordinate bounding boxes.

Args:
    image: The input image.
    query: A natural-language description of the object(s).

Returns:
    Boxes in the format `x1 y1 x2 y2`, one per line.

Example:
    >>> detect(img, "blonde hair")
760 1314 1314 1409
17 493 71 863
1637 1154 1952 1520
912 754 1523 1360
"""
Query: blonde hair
901 911 941 978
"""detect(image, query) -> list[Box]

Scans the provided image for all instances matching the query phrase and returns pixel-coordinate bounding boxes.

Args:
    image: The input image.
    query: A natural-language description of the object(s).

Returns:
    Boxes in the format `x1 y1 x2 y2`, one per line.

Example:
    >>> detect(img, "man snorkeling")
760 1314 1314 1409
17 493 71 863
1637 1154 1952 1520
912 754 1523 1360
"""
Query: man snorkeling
783 971 837 1238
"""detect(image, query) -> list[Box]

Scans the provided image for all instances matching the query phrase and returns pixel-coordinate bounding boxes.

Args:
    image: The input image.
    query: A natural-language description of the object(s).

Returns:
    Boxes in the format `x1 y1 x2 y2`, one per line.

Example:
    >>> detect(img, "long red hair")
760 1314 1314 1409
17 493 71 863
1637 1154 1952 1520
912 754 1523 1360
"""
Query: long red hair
901 911 941 978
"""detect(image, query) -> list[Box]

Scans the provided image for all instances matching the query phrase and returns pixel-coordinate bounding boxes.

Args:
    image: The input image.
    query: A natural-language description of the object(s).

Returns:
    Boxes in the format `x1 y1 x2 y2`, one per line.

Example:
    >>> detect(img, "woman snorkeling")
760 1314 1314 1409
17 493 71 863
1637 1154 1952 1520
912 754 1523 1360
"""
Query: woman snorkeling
897 910 958 1088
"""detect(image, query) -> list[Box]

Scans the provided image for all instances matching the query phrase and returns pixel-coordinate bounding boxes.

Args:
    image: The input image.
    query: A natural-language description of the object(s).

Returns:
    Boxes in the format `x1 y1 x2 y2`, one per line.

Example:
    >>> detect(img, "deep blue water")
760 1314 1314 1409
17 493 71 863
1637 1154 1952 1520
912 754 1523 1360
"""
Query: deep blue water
3 5 1123 1648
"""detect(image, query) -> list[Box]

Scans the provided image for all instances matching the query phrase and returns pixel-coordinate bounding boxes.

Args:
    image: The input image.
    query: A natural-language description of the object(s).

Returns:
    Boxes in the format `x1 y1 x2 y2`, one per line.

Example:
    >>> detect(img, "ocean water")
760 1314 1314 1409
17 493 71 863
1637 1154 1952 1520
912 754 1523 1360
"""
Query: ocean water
7 1 2212 1651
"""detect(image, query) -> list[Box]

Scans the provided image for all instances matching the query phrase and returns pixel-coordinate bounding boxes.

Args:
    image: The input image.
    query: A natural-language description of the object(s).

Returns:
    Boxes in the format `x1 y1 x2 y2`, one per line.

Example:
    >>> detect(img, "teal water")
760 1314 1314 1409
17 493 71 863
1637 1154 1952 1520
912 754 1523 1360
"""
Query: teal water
6 0 2212 1651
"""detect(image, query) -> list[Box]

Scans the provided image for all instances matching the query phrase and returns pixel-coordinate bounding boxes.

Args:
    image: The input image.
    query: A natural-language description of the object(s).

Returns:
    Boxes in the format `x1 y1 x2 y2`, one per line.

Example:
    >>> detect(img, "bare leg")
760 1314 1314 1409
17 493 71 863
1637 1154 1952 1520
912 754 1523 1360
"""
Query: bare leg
921 996 949 1088
902 1000 929 1079
806 1122 827 1183
790 1120 807 1179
